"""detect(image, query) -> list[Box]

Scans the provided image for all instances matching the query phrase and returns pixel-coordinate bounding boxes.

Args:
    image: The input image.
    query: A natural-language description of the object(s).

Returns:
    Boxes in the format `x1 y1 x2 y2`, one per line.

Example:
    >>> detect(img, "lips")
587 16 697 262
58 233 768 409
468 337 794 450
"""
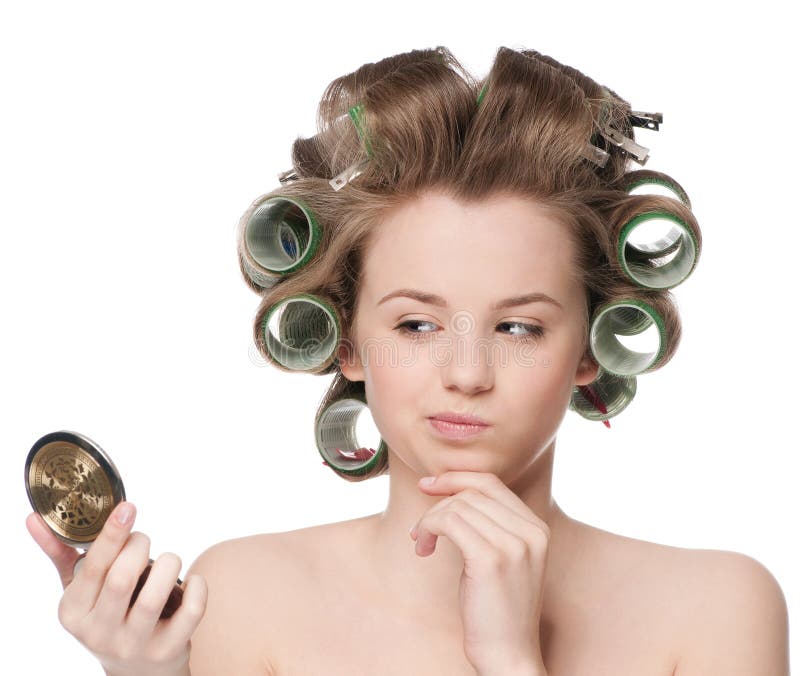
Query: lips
428 412 489 426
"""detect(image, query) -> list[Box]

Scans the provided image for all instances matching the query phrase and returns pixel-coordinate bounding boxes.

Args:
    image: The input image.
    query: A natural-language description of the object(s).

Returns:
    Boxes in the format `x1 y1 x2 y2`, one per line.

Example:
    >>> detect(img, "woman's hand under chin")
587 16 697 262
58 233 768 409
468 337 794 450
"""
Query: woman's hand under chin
410 471 550 676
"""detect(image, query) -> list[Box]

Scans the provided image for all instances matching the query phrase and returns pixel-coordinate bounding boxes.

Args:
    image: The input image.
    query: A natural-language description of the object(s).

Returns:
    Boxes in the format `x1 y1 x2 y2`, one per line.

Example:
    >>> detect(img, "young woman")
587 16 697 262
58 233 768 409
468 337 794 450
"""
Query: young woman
26 45 789 675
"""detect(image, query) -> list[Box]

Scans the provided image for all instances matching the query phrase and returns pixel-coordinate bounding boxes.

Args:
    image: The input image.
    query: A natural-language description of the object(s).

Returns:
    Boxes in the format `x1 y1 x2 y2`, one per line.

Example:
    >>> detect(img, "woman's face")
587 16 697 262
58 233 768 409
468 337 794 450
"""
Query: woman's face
339 189 599 480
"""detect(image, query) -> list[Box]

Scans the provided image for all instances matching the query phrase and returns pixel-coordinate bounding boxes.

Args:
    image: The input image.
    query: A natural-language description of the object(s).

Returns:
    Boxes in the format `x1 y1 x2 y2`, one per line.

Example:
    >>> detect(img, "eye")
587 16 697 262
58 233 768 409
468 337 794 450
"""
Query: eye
497 321 545 341
394 320 545 341
394 319 437 338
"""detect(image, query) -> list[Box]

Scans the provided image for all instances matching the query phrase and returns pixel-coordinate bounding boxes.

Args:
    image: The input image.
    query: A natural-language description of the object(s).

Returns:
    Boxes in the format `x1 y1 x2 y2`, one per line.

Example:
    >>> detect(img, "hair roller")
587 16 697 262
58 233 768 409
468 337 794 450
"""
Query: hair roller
254 292 342 374
569 367 637 422
618 169 692 209
237 194 324 293
588 296 679 376
314 386 388 478
607 193 701 290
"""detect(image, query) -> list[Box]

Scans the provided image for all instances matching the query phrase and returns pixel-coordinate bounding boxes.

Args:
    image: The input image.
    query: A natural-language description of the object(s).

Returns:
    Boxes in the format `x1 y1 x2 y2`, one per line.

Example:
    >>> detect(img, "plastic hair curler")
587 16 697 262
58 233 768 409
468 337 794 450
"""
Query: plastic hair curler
619 169 692 209
238 195 323 291
314 390 387 477
568 368 637 423
588 298 667 377
615 208 699 290
24 430 184 619
260 293 342 373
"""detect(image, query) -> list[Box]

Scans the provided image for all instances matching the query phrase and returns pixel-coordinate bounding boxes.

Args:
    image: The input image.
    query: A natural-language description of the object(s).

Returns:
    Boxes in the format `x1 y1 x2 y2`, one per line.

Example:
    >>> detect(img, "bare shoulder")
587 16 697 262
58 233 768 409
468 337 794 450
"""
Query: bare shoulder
590 519 790 676
568 519 789 674
185 531 305 676
669 547 790 675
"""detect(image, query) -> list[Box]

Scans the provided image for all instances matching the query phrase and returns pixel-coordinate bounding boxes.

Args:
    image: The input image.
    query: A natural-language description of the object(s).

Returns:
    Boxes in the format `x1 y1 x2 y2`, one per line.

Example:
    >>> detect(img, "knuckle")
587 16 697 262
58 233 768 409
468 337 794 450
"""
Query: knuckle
442 510 462 528
105 569 134 595
115 641 138 663
134 593 163 616
77 620 106 649
507 539 528 561
57 598 79 629
534 524 551 545
449 497 467 512
183 598 206 619
80 557 106 581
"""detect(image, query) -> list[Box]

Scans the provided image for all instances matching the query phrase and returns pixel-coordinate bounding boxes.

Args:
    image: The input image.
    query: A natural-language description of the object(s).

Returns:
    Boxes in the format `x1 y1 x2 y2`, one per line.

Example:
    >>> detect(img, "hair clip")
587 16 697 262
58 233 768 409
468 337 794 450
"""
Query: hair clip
278 168 299 184
329 103 374 191
628 111 663 131
329 157 371 191
576 384 611 428
580 142 611 168
596 122 651 165
476 82 488 106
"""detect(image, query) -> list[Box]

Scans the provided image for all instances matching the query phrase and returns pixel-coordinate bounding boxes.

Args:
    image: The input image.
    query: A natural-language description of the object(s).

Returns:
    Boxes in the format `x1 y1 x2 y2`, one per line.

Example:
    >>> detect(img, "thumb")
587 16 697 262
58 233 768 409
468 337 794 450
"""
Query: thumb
25 512 80 589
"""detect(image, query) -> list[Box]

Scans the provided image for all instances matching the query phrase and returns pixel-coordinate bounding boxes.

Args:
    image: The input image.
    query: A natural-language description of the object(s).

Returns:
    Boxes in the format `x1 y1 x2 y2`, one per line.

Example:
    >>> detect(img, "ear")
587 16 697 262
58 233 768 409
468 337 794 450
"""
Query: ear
337 338 365 383
574 348 600 387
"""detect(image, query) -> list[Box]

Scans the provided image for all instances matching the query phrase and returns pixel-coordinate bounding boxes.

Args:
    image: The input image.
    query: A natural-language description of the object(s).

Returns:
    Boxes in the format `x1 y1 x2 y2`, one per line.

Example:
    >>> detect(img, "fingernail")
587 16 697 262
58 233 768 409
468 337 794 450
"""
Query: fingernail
115 503 134 525
420 476 435 487
409 524 418 539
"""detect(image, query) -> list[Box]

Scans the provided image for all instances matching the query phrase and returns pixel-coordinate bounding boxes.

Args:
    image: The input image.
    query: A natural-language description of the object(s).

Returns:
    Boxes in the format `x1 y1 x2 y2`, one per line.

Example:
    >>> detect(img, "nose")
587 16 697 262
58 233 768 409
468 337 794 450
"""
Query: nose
435 325 495 395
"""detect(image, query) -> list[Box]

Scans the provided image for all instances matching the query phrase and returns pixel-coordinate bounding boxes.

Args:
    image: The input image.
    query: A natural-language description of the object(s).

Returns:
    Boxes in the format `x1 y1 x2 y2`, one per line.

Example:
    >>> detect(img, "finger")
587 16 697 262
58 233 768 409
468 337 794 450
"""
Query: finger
418 472 549 531
65 502 137 615
125 552 183 640
412 489 543 554
89 531 151 628
25 512 80 588
414 499 523 561
414 507 495 563
151 574 208 653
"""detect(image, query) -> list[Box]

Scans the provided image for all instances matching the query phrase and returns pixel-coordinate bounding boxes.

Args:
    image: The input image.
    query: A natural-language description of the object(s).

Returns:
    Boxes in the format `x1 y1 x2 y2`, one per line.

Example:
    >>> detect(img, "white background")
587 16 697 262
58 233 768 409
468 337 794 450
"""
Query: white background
2 1 797 672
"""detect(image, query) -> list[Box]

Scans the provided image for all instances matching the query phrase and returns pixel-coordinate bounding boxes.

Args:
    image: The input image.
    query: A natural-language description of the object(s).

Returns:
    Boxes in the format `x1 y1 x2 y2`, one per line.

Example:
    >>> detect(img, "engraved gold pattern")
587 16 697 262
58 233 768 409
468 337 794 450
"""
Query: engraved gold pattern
28 441 115 543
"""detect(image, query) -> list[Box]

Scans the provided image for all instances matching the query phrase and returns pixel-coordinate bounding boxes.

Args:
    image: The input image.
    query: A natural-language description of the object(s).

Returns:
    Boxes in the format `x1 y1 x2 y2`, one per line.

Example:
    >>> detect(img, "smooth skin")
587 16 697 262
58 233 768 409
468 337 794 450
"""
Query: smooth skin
25 501 207 676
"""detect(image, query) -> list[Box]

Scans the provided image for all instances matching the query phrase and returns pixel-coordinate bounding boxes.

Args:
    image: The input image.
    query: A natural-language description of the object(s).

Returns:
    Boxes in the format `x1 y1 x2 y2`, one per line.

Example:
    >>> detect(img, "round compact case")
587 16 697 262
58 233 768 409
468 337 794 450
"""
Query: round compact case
25 430 184 619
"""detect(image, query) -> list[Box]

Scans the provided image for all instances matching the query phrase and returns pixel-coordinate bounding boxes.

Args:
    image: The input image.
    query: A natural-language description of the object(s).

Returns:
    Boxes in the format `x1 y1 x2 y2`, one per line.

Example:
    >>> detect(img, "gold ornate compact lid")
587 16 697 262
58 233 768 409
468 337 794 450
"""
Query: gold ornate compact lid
25 430 126 547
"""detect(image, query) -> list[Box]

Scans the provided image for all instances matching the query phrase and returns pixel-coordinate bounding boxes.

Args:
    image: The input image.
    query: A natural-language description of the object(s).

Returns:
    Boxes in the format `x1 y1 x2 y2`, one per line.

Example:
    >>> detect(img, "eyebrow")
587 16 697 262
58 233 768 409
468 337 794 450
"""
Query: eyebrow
376 288 564 311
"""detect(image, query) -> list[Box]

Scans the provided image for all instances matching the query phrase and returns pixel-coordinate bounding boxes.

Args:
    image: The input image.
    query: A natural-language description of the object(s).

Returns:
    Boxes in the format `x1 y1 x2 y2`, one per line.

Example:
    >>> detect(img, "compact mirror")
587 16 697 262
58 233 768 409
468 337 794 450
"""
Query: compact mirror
25 430 183 619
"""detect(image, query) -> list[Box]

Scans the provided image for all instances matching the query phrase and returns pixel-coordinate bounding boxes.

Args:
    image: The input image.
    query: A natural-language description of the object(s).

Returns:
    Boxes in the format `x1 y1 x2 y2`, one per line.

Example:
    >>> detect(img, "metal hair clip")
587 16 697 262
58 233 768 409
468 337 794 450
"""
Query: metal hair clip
596 123 651 165
580 142 611 168
629 111 663 131
329 157 370 191
278 168 299 184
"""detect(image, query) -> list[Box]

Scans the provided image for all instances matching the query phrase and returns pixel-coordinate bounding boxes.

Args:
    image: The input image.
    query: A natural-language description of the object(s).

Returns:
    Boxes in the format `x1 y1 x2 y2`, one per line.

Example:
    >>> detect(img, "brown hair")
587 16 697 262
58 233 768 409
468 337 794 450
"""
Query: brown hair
237 45 700 481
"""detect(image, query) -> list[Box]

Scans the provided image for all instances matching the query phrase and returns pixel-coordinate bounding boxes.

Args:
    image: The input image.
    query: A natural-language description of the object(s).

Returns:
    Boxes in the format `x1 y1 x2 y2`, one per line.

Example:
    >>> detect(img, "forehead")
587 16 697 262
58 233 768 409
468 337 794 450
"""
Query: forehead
360 190 580 305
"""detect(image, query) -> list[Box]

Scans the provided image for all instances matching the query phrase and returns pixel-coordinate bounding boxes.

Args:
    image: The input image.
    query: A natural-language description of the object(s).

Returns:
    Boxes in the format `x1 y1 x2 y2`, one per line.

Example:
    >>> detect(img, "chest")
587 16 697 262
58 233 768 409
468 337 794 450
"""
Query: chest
269 578 678 676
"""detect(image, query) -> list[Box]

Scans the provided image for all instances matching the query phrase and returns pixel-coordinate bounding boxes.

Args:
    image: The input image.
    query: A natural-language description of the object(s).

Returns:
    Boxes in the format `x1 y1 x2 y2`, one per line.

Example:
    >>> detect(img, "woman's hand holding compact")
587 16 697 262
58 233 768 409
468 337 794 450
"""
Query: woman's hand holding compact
410 471 550 676
25 502 207 676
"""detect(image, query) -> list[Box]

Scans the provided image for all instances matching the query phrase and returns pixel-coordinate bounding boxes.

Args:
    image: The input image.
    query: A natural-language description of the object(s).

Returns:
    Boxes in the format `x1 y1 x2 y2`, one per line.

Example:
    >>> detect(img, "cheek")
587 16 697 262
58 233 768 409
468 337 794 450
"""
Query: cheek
504 348 576 414
364 362 419 430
